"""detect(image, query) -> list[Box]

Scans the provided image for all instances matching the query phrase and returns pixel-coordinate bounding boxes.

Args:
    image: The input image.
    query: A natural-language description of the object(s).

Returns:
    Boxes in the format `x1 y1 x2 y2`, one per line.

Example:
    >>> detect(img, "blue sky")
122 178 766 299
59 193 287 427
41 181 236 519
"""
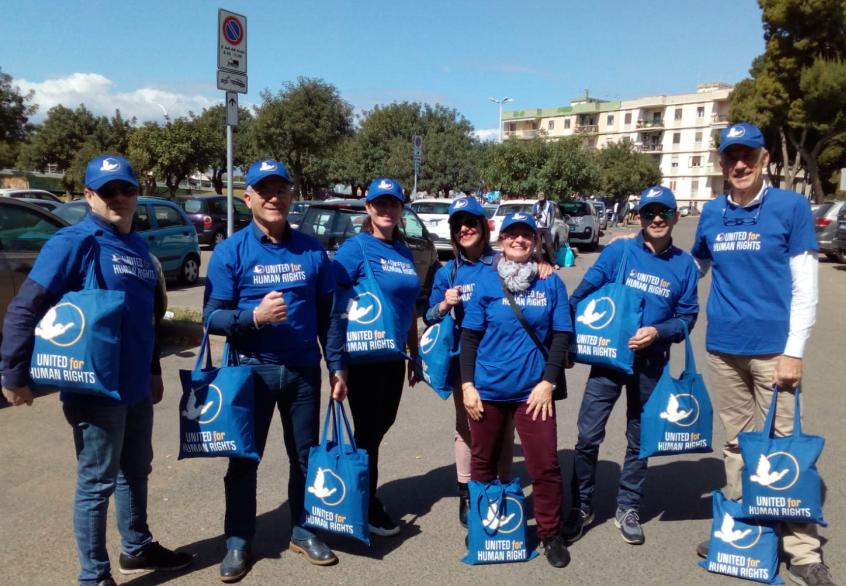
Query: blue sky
2 0 766 139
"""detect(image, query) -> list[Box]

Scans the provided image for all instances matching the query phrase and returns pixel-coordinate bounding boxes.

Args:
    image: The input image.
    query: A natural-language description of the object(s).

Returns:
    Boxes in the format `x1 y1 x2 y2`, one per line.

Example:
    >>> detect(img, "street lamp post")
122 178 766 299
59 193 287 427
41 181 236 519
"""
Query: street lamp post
488 96 513 142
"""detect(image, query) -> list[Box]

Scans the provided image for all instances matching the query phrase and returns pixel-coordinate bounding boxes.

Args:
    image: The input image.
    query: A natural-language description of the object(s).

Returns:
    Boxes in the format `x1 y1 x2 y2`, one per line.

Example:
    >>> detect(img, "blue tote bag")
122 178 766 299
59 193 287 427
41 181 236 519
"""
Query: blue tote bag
419 263 460 399
30 248 124 400
178 315 258 461
339 239 408 363
639 322 713 458
739 386 826 526
556 242 575 268
573 242 644 374
699 491 783 584
304 400 370 544
463 478 537 565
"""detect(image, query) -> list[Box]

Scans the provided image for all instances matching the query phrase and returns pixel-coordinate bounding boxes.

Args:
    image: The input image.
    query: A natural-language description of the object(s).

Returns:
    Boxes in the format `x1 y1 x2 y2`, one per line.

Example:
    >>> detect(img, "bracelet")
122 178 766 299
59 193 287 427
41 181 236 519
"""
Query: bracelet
252 308 262 329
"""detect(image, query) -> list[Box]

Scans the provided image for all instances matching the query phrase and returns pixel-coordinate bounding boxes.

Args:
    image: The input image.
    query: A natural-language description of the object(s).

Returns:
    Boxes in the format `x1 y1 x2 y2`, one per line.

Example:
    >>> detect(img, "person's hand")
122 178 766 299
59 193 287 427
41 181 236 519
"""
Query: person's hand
526 380 555 421
2 385 34 407
537 261 555 279
150 375 164 404
628 326 658 351
773 355 802 388
462 383 484 421
439 287 461 315
331 369 348 401
254 291 287 325
407 360 422 387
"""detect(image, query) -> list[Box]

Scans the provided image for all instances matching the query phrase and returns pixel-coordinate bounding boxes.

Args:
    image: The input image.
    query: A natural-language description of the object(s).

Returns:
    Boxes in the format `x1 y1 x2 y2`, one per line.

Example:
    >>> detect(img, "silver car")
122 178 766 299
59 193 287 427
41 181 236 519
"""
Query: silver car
813 201 844 263
560 200 600 251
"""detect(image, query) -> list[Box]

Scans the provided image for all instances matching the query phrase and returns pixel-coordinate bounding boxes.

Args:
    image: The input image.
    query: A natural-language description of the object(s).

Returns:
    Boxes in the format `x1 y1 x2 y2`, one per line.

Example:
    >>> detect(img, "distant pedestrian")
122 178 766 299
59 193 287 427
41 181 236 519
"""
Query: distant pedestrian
532 192 557 264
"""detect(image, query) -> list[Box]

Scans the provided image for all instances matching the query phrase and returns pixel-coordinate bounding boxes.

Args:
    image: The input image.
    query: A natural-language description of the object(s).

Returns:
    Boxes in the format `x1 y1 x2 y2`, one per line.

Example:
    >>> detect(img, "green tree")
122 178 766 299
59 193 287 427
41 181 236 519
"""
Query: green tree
194 103 253 194
0 67 37 168
127 122 162 195
156 117 215 196
251 77 353 197
481 137 548 197
536 137 599 199
594 140 662 204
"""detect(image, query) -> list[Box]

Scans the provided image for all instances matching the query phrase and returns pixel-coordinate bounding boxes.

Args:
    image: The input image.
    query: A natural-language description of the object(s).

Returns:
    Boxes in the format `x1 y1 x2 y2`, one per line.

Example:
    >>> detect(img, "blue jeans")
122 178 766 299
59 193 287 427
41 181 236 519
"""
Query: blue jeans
571 354 665 512
63 398 154 585
224 363 321 551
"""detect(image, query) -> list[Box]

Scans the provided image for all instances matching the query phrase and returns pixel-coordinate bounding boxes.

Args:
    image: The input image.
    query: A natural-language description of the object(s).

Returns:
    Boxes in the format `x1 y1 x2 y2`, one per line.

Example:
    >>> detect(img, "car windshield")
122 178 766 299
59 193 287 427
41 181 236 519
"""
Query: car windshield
483 207 497 219
54 203 89 225
181 199 204 214
560 202 591 216
412 202 451 215
496 204 534 216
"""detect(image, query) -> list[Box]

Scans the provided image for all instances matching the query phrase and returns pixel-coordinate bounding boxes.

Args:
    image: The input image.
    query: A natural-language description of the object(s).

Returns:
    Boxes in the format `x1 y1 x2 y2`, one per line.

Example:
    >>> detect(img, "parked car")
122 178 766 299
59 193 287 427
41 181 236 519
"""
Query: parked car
482 204 498 219
813 201 845 263
0 188 63 203
560 200 600 250
491 200 570 254
288 201 310 229
176 194 251 248
679 204 702 217
54 197 201 284
833 204 846 261
590 200 608 231
298 199 439 300
409 198 453 254
18 198 61 212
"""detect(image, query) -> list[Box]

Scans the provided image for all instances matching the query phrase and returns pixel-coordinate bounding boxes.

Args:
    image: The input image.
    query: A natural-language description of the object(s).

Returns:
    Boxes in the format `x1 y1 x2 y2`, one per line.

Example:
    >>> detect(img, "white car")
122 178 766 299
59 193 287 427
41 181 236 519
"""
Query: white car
410 198 453 253
491 200 570 255
0 188 63 203
560 200 600 250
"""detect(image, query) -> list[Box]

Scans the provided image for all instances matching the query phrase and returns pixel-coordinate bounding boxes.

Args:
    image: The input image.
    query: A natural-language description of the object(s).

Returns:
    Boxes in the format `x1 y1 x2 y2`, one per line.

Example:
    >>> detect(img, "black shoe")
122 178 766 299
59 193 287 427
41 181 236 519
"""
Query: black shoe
84 579 116 586
696 539 709 559
220 548 251 583
614 507 645 545
458 483 470 528
788 562 837 586
118 541 193 575
368 498 400 537
541 535 571 568
561 507 594 543
289 535 338 566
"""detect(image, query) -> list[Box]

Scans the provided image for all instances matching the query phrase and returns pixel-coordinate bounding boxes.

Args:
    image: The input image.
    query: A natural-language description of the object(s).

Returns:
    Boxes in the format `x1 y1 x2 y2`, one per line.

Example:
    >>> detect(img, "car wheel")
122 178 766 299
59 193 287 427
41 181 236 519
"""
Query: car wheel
585 230 599 252
212 231 226 248
825 251 846 263
179 255 200 285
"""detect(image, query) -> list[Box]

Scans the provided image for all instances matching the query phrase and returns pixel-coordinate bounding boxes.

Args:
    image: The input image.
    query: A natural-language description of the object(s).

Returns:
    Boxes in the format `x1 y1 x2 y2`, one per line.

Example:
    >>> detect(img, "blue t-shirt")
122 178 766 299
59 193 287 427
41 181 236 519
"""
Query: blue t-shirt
462 269 572 402
691 188 818 355
205 222 335 366
28 213 157 405
333 233 420 348
579 235 700 353
426 249 495 327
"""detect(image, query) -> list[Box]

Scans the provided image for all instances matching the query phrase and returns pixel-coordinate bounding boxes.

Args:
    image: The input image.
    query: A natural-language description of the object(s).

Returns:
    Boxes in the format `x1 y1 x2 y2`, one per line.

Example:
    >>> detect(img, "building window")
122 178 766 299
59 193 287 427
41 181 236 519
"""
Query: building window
607 114 614 126
548 120 555 130
564 119 571 129
669 180 677 192
690 155 702 167
674 108 682 121
624 112 632 125
652 111 661 123
697 106 705 118
691 179 700 195
508 123 516 131
671 156 679 168
695 131 703 144
673 132 681 144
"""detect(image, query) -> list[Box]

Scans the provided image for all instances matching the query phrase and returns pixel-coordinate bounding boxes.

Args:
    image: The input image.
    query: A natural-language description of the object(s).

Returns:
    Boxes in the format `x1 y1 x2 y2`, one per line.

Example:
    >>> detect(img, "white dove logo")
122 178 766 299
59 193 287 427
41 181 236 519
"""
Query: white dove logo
35 303 84 347
308 467 345 506
480 497 523 534
454 198 469 209
259 161 277 171
100 158 120 172
378 179 393 190
576 297 615 330
346 292 382 325
253 265 264 274
659 393 699 426
419 324 440 355
714 512 760 548
512 213 527 220
727 126 746 138
646 187 663 198
181 384 222 424
750 452 799 491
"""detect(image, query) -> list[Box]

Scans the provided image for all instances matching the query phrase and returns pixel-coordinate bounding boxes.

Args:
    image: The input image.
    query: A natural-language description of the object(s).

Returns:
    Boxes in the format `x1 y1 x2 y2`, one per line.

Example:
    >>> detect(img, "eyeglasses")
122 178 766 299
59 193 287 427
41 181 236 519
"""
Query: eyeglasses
97 184 138 199
253 184 295 199
639 208 675 222
502 231 534 241
722 189 765 226
450 216 479 231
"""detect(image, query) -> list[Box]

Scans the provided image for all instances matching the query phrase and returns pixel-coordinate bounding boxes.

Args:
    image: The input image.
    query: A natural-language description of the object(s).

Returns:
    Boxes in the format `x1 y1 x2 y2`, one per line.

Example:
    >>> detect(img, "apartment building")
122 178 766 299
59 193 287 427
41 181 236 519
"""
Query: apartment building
501 83 734 205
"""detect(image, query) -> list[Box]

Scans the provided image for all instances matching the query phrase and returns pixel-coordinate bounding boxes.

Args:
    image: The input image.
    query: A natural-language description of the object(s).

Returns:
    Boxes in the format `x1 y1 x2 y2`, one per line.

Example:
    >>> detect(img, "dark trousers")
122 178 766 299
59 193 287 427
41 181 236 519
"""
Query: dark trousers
469 401 562 538
571 354 665 513
346 360 405 498
224 364 321 550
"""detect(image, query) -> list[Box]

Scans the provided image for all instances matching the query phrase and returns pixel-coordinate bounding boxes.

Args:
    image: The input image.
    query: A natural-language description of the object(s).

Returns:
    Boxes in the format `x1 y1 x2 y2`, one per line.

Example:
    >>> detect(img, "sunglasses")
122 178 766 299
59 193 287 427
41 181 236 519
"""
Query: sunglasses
450 216 480 231
253 184 295 199
97 184 138 199
639 208 675 222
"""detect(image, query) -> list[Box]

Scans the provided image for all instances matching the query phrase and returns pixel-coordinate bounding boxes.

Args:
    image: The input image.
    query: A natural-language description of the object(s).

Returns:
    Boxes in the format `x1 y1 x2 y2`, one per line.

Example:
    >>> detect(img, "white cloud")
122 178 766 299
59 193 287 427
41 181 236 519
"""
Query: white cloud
473 127 500 142
14 73 218 122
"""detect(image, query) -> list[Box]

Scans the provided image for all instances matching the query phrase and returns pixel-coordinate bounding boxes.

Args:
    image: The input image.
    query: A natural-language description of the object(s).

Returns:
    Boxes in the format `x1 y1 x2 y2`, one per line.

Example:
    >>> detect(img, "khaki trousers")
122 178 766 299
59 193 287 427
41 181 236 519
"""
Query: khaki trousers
706 352 821 565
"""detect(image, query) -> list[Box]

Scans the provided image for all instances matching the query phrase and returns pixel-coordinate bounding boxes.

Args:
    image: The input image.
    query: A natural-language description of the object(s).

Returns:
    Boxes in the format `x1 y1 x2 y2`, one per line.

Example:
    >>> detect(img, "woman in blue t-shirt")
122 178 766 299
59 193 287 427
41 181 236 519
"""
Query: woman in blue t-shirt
459 213 572 568
333 177 421 538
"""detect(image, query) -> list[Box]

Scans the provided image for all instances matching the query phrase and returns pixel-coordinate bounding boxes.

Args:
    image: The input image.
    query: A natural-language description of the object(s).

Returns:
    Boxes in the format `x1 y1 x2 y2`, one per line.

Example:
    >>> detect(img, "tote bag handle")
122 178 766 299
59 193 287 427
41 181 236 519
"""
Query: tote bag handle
478 482 506 536
762 384 802 439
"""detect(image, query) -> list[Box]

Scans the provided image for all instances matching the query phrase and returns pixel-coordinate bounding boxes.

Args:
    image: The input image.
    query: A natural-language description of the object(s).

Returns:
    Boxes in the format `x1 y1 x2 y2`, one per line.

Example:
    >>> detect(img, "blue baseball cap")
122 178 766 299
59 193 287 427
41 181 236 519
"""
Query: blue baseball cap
639 185 677 210
84 155 139 190
448 197 485 218
500 212 537 233
719 122 765 152
245 159 291 188
366 177 404 202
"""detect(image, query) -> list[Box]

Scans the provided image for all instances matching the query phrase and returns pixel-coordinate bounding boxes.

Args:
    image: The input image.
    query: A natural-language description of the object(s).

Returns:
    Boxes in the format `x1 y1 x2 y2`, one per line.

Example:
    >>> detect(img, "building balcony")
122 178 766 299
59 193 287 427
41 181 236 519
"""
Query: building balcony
712 113 729 126
638 143 663 153
574 124 598 134
636 119 664 129
503 129 538 139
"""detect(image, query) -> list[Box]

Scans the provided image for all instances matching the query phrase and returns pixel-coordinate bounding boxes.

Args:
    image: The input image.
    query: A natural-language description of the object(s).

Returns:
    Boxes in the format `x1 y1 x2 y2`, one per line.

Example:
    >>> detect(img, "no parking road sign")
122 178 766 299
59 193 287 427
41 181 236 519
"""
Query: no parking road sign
218 9 247 75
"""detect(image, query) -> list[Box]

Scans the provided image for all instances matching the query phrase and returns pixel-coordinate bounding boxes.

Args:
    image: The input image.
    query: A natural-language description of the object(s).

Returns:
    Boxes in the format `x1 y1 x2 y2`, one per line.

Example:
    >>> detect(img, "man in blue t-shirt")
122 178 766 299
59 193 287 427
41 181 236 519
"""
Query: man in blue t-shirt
563 186 699 547
1 155 191 586
203 160 346 580
691 123 835 585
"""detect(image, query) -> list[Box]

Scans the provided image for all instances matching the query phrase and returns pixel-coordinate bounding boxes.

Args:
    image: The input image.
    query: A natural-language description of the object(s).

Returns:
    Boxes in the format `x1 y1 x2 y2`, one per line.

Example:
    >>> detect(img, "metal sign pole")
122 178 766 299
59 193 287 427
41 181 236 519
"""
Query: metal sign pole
226 124 234 237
